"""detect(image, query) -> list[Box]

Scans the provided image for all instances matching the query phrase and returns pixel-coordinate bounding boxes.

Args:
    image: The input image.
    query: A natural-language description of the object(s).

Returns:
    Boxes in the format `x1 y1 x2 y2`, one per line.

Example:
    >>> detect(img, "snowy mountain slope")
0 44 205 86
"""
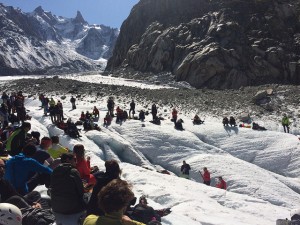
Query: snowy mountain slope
0 3 118 75
21 94 300 225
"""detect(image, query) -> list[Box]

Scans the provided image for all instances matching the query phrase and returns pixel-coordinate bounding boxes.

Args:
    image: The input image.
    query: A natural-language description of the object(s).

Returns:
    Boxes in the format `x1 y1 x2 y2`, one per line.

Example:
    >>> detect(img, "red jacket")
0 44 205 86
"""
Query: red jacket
172 110 178 118
202 171 211 182
76 158 96 186
216 179 227 190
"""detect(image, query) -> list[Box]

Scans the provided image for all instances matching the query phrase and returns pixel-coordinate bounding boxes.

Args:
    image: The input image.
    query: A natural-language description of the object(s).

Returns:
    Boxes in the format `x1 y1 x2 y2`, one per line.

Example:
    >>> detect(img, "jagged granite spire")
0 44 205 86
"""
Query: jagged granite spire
74 10 87 24
34 6 44 14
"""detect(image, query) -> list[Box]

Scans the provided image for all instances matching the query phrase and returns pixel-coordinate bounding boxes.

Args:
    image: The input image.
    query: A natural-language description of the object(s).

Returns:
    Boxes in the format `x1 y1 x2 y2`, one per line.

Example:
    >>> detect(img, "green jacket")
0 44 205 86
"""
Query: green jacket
6 128 27 156
83 212 145 225
282 116 290 126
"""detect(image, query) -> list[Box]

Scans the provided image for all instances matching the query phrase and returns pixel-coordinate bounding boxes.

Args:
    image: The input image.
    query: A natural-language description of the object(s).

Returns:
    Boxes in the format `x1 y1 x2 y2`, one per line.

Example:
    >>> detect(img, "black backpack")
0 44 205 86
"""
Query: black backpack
21 207 55 225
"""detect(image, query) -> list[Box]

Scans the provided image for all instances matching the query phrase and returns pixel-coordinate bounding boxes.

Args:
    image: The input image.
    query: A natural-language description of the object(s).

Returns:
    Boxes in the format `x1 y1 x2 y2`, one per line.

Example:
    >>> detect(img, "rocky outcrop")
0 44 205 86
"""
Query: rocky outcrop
0 4 118 75
106 0 300 89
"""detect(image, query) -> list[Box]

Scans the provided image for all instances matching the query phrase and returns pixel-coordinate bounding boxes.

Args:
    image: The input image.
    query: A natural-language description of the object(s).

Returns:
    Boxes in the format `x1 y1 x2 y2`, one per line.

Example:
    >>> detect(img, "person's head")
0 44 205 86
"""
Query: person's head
218 176 223 181
21 122 31 132
73 144 85 159
0 203 22 225
139 195 148 205
203 167 207 171
105 159 121 179
0 159 5 179
183 160 186 165
22 144 37 157
40 137 52 150
97 179 134 214
60 153 76 166
51 136 59 144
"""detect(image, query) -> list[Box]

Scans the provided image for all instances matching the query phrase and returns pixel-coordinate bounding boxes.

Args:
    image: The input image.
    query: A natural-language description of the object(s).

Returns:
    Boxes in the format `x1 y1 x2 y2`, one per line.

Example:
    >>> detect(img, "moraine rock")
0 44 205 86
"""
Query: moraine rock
106 0 300 89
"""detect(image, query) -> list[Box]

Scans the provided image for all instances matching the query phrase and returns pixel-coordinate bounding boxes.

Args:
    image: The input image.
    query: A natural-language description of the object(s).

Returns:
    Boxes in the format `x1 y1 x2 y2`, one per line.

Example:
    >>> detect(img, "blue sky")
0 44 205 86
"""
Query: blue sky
0 0 139 28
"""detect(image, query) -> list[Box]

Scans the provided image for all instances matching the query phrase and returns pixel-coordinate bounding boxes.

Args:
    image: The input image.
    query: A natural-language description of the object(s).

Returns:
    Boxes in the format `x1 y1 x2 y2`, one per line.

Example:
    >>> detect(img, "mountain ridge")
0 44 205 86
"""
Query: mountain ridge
0 3 118 75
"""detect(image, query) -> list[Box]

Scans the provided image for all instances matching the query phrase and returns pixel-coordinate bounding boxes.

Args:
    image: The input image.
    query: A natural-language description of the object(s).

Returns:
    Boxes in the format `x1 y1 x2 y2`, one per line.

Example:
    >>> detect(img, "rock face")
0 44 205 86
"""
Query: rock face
0 4 118 75
106 0 300 89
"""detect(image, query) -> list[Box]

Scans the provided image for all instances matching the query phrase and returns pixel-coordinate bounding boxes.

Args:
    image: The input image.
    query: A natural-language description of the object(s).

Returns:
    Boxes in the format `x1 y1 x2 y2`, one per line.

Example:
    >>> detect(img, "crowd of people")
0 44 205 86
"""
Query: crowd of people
0 91 297 225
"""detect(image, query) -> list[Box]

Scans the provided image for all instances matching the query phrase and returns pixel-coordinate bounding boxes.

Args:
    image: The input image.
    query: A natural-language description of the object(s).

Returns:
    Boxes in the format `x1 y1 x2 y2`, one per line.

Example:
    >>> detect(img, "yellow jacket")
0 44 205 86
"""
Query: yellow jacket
83 212 145 225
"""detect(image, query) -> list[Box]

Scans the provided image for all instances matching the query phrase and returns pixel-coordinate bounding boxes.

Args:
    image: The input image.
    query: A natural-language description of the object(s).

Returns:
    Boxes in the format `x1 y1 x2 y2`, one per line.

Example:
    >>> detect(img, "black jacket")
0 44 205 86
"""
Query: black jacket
50 163 85 214
86 172 119 216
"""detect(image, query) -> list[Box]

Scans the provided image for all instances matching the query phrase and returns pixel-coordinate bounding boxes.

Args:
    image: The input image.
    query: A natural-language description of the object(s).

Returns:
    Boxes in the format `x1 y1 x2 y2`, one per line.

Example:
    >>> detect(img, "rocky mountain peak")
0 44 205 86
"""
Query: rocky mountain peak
34 6 44 14
74 10 86 24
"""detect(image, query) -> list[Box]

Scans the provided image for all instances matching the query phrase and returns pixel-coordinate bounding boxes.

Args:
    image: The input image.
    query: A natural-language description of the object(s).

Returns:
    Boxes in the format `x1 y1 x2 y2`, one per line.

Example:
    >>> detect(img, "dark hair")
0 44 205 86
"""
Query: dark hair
73 144 85 158
40 137 52 149
21 122 31 129
60 153 74 163
51 136 59 144
23 144 37 157
105 160 121 178
98 179 134 214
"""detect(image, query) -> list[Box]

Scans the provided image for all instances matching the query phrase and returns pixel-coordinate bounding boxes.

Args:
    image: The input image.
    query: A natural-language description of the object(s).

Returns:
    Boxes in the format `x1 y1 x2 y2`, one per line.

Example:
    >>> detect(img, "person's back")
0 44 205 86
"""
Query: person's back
51 162 85 214
132 203 156 224
4 144 52 195
48 143 68 159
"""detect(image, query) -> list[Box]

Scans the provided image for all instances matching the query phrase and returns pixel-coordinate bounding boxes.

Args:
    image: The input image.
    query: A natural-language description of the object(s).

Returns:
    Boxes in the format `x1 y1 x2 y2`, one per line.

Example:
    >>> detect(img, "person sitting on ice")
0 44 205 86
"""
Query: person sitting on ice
84 179 143 225
193 114 204 125
47 136 68 159
104 112 112 126
175 119 184 130
66 118 81 138
252 122 267 131
79 112 86 121
229 116 237 127
50 153 86 222
73 144 96 189
223 117 229 126
216 176 227 190
92 106 99 118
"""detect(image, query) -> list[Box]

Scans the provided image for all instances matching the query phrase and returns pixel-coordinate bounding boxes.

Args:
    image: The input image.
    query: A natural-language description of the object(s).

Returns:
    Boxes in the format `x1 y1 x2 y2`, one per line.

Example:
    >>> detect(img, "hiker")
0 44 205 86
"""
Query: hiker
73 144 96 188
175 119 184 130
87 159 122 216
47 136 68 159
50 153 86 217
252 122 267 131
0 159 43 209
139 110 145 122
70 96 76 110
49 98 55 107
6 122 31 156
282 114 291 133
0 103 9 129
4 144 52 195
131 195 161 224
42 96 49 116
181 160 191 179
104 112 112 126
223 117 229 126
66 118 81 138
150 116 161 125
193 114 204 125
229 116 237 127
151 103 158 120
80 111 86 121
129 100 136 118
84 179 143 225
92 106 99 117
49 105 56 124
171 108 178 123
216 176 227 190
56 100 64 122
116 106 123 123
107 97 115 117
86 111 92 120
0 203 22 225
200 167 211 186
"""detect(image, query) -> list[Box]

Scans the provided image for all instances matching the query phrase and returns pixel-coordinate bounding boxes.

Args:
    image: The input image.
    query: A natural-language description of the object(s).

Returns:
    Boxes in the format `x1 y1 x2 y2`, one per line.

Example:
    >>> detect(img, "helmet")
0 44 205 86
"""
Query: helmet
0 203 22 225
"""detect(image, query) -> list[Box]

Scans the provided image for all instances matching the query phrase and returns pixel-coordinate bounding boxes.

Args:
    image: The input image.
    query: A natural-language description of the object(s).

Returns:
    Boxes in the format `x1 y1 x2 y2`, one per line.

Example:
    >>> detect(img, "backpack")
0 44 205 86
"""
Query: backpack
21 207 55 225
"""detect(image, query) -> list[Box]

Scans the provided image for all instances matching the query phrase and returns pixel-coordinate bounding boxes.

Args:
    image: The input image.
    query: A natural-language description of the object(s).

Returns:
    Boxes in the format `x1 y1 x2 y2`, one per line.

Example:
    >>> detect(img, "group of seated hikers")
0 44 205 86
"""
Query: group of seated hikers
0 121 171 225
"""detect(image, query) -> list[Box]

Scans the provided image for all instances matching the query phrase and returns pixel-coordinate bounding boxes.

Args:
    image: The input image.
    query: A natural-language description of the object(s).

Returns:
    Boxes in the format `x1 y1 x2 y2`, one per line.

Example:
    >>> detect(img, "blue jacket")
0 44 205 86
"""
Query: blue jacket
4 153 52 195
